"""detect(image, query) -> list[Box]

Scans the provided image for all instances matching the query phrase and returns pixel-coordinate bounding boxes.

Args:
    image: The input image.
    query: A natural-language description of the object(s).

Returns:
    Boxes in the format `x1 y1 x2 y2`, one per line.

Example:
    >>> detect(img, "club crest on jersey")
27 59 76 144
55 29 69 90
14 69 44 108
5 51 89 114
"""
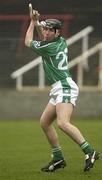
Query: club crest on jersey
33 41 41 48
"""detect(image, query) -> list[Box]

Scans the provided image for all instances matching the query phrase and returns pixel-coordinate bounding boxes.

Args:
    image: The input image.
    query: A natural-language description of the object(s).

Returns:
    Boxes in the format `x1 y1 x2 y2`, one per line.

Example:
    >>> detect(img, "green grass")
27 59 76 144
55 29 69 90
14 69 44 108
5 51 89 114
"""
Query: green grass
0 118 102 180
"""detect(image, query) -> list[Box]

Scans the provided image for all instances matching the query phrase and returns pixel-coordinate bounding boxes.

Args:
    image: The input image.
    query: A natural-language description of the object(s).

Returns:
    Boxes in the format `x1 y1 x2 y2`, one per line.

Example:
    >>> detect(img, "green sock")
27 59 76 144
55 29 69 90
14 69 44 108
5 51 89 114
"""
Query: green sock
52 146 64 161
80 141 94 154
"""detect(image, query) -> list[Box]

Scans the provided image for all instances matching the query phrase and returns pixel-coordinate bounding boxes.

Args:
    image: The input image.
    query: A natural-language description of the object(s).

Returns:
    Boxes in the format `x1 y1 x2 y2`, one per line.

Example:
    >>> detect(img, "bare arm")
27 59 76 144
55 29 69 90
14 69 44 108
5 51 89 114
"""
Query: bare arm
25 19 35 47
25 5 43 47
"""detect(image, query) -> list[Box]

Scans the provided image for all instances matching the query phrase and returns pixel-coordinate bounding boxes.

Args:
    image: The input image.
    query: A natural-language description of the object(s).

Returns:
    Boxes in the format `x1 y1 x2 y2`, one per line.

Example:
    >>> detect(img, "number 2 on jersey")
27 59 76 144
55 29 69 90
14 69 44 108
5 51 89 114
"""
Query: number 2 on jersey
56 48 68 70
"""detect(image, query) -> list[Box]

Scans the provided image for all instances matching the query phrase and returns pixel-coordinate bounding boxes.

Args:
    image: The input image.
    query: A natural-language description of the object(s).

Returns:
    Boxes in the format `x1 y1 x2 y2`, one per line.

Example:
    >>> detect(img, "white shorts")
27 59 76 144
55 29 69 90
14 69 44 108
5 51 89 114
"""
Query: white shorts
49 77 79 106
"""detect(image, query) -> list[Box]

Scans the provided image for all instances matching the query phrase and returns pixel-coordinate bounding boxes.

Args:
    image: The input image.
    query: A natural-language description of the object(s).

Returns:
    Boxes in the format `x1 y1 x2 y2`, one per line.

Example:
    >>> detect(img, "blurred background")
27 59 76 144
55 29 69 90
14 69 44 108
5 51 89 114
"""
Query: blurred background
0 0 102 119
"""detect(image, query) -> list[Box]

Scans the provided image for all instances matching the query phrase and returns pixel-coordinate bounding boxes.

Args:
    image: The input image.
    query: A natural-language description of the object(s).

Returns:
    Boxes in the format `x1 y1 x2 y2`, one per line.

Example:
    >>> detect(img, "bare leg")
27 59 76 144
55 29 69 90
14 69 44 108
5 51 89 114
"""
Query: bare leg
40 103 59 147
56 103 85 145
40 103 67 172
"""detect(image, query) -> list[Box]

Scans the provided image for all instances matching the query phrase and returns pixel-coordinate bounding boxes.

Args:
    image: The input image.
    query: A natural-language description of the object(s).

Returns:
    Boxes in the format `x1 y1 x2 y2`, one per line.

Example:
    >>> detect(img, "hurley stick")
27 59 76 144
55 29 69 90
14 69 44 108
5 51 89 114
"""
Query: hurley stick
28 3 43 40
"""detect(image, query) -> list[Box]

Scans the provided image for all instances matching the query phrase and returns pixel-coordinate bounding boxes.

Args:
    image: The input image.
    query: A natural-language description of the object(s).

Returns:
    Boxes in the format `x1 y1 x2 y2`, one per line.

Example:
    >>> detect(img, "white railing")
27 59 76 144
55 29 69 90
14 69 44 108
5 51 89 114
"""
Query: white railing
68 42 102 88
11 57 42 90
11 26 93 90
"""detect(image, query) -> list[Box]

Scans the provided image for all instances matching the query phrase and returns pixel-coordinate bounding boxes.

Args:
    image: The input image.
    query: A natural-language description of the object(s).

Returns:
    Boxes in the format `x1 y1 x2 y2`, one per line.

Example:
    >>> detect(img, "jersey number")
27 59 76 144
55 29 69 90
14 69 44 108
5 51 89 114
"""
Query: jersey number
56 48 68 70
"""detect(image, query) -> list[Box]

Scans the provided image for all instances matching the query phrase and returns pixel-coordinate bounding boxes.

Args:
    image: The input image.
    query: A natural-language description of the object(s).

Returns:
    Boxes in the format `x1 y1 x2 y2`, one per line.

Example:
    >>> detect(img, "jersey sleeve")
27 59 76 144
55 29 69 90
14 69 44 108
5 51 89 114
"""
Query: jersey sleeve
30 40 59 57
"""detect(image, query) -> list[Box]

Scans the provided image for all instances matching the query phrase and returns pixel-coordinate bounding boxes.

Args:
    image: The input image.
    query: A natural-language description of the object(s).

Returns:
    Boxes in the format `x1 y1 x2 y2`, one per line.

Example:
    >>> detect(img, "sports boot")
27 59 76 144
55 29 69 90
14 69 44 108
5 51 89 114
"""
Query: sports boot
84 150 99 172
41 159 66 172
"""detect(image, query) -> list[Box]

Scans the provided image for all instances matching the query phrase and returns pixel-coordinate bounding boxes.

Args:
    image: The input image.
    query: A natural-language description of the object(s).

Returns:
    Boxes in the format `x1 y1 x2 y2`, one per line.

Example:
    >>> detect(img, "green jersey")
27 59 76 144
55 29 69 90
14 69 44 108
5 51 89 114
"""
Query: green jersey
30 36 71 85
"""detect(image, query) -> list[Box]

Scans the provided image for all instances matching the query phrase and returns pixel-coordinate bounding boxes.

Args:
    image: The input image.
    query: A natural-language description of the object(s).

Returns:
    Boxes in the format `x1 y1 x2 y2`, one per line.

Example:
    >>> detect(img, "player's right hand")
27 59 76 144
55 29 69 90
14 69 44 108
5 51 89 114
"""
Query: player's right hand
30 10 40 22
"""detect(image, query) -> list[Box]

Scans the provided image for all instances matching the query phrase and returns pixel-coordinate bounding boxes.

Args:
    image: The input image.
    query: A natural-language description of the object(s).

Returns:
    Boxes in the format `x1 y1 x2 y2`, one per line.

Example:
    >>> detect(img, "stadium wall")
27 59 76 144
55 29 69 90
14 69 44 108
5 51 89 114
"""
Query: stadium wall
0 89 102 120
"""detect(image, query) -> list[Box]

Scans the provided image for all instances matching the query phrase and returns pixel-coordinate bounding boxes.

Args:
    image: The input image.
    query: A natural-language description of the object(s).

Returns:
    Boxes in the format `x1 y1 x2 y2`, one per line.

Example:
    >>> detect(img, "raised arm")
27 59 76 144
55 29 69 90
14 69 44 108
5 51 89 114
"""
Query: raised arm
25 19 35 47
25 4 43 47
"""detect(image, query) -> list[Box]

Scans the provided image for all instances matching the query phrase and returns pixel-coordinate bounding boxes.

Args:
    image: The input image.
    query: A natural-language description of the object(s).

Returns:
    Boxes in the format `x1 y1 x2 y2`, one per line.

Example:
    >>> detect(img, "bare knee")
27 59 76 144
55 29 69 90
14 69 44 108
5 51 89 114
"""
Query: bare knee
57 120 70 131
40 116 50 131
57 121 65 130
40 116 46 129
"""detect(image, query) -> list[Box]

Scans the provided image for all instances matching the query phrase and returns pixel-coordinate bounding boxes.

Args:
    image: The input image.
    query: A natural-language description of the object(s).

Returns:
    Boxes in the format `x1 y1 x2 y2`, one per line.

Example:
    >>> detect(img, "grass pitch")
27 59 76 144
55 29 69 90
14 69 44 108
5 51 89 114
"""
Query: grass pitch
0 118 102 180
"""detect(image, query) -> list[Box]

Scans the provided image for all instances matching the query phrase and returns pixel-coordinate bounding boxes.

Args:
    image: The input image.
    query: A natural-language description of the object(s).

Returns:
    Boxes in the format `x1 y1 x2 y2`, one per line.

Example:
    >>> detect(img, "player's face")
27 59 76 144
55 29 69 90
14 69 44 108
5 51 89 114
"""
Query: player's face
42 27 56 41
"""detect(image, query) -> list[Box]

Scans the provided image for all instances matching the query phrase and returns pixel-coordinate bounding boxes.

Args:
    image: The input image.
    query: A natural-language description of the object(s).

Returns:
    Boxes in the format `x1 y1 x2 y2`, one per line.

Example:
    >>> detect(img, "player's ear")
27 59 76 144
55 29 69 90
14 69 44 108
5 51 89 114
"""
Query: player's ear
55 29 60 37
